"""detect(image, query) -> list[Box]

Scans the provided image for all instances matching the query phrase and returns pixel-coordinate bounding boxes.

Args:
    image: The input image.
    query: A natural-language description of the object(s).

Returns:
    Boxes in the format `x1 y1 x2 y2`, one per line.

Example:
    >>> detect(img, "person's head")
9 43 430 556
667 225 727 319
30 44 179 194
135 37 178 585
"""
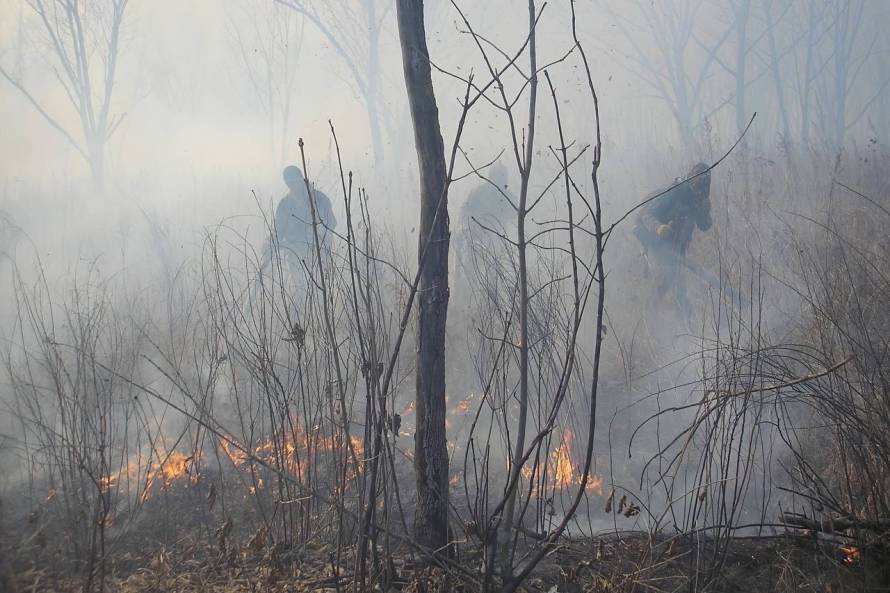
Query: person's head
687 162 712 231
489 161 508 189
687 162 710 187
282 165 304 191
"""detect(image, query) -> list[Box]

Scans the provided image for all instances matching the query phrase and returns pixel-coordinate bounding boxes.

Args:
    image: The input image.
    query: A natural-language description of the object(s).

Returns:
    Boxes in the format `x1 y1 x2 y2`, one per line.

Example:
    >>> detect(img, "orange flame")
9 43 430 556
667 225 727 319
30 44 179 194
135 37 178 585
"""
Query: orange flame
350 435 364 458
551 430 577 489
520 464 536 482
585 473 604 495
841 545 860 565
249 478 265 495
98 448 199 506
517 429 604 495
220 439 248 466
453 395 472 415
219 426 366 485
96 424 373 508
100 474 118 492
158 451 192 486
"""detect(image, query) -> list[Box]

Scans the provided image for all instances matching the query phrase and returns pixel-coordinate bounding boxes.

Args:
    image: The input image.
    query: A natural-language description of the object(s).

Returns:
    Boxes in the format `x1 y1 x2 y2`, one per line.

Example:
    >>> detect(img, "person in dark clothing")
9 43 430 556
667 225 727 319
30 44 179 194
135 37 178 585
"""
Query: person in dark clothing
262 165 337 271
453 161 516 290
459 161 515 232
633 162 712 317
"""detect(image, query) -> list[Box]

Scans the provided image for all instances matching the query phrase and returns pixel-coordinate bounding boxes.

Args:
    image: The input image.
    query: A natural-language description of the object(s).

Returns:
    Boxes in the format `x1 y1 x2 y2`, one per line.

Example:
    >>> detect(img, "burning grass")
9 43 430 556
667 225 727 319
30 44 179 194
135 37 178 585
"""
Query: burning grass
520 428 605 497
3 141 889 593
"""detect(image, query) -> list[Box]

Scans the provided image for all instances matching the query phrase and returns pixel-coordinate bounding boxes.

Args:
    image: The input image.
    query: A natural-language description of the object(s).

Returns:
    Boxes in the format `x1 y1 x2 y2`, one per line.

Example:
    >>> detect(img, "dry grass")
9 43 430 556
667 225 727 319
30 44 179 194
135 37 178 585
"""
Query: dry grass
8 531 884 593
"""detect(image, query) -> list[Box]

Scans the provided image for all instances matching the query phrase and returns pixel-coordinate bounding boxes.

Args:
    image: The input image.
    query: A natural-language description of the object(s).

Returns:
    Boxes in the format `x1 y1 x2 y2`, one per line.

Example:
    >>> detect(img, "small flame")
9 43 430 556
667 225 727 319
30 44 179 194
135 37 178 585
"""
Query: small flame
249 478 265 495
220 440 248 466
219 426 367 485
159 451 192 486
585 474 604 495
350 435 364 458
98 448 199 505
840 545 860 565
520 464 535 482
517 429 605 495
95 423 374 507
551 430 577 489
453 395 472 415
100 474 118 492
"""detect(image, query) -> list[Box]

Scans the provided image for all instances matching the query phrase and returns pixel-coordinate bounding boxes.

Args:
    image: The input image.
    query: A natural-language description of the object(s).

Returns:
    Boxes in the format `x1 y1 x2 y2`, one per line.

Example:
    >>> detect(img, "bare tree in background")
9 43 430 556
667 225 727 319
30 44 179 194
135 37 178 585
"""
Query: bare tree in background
600 0 728 148
762 0 890 150
228 0 305 165
813 0 889 150
276 0 393 163
604 0 890 151
395 0 450 552
0 0 130 193
761 0 795 145
878 23 890 136
697 0 769 138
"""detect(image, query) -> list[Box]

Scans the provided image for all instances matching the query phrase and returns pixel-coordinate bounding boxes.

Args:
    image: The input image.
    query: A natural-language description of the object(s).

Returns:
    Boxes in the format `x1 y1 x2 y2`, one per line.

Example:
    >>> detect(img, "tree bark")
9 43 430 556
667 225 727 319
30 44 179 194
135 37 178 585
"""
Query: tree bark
734 0 750 137
366 0 385 164
395 0 450 552
498 0 539 580
764 0 792 147
88 138 106 194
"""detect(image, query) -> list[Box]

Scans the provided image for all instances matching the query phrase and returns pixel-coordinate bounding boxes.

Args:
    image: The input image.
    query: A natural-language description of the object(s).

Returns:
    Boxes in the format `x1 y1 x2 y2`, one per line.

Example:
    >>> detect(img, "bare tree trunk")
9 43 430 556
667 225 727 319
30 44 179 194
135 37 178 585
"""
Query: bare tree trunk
0 0 129 194
366 83 385 165
88 138 106 194
395 0 450 552
366 0 385 164
734 0 750 137
499 0 538 580
799 1 820 143
764 0 792 147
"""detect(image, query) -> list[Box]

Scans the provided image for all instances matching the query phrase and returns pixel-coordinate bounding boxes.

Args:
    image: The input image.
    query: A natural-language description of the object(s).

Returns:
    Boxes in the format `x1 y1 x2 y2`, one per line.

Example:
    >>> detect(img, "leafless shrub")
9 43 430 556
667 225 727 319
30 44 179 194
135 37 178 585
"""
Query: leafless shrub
3 260 168 592
622 161 890 590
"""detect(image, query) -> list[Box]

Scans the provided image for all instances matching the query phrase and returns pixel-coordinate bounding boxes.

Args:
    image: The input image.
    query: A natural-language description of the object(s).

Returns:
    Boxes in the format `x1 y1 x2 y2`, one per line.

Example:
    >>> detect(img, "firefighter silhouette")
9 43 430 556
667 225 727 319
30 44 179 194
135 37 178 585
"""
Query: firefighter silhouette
453 161 516 291
261 165 337 272
634 162 713 318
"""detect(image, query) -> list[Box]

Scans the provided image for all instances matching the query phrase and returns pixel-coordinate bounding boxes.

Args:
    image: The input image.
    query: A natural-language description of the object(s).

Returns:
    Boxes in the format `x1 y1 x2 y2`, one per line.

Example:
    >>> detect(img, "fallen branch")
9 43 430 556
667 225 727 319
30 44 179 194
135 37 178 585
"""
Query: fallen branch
780 512 890 534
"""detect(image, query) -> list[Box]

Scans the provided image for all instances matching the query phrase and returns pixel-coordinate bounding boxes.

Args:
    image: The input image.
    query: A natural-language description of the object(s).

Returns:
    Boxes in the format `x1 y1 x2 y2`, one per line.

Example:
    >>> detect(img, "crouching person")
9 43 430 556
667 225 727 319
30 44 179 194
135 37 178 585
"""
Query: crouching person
633 162 712 319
